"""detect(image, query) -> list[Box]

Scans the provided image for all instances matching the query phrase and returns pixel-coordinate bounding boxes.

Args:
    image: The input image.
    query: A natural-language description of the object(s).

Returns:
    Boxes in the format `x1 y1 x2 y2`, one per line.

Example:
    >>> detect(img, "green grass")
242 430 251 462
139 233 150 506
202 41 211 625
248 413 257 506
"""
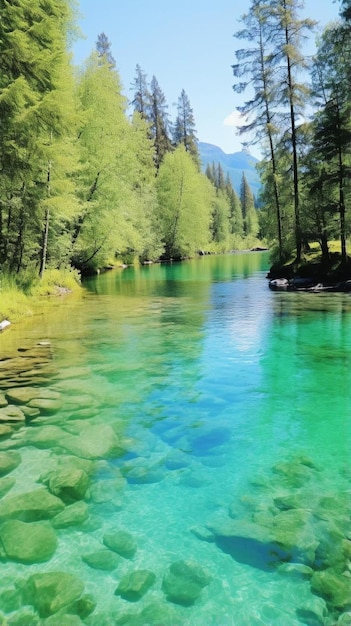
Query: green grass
0 268 81 323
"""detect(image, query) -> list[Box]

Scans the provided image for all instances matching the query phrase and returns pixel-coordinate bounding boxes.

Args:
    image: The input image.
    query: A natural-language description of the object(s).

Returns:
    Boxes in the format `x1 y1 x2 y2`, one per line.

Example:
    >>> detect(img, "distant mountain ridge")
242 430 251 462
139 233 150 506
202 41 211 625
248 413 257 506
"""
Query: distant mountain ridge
198 142 261 196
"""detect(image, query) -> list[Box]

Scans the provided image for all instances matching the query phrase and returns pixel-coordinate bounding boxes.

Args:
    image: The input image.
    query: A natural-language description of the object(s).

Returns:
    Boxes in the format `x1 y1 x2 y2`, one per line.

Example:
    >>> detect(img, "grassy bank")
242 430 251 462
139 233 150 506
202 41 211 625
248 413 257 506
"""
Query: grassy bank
0 269 81 323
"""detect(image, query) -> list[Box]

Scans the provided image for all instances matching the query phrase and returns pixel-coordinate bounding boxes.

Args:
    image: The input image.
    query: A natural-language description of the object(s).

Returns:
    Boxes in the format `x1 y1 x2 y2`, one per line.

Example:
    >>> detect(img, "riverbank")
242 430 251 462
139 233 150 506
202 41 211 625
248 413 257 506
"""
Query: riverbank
0 269 81 325
267 247 351 292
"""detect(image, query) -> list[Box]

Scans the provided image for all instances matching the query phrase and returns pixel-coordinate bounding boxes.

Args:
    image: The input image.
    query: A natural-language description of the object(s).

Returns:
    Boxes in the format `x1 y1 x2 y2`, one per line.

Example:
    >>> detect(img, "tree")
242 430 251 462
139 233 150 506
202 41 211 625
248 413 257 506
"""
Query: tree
0 0 79 275
307 23 351 266
241 173 259 237
156 146 213 258
96 32 116 68
149 76 172 168
173 89 200 166
233 0 283 258
270 0 315 262
130 64 151 120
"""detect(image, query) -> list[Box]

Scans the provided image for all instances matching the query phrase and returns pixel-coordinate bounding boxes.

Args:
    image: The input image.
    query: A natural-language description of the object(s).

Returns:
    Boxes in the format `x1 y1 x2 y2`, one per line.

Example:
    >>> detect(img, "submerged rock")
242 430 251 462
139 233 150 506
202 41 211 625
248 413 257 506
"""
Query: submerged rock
22 572 85 618
0 476 15 498
52 501 89 528
162 559 211 606
5 387 38 404
0 519 57 563
115 570 156 602
0 488 64 523
45 468 90 503
103 529 137 559
0 405 25 423
60 424 125 460
311 568 351 610
82 549 121 571
0 451 21 477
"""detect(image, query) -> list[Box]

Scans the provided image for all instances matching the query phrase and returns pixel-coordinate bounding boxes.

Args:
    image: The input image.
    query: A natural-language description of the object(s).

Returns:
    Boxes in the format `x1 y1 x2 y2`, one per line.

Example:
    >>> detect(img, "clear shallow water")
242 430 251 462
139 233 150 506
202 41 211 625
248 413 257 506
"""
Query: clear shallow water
0 252 350 625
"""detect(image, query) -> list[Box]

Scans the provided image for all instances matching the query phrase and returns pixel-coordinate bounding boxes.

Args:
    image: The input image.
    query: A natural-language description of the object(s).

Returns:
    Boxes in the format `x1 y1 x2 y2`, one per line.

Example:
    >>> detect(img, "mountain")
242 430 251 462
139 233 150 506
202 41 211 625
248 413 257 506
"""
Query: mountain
198 142 261 197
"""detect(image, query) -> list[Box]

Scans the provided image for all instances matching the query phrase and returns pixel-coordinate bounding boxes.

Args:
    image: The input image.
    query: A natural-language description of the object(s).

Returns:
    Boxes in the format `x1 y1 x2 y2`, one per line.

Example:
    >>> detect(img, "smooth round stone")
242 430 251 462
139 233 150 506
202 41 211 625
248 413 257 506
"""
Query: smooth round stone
46 468 90 503
0 520 57 563
28 398 62 414
21 406 41 420
82 549 121 571
0 476 15 498
0 394 8 408
0 425 13 438
0 488 64 523
103 530 137 559
0 405 25 423
22 572 85 618
115 569 156 602
5 387 38 404
52 501 89 528
162 559 212 606
0 451 21 477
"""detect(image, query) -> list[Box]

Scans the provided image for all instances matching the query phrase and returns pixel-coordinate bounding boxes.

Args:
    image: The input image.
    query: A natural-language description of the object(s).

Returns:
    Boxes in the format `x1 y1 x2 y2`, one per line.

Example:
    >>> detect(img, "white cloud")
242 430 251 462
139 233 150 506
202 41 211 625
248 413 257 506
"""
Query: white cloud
223 110 247 129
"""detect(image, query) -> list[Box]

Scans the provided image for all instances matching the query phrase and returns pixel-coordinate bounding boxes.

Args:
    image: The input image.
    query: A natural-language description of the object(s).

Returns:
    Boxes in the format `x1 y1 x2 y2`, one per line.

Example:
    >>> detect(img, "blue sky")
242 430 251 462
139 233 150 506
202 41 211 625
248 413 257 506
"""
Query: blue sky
73 0 340 155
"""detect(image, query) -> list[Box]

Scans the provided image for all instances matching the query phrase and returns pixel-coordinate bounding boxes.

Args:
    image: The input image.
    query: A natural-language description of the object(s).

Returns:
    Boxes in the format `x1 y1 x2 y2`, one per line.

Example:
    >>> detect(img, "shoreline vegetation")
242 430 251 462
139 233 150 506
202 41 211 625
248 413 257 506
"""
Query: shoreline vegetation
0 247 268 325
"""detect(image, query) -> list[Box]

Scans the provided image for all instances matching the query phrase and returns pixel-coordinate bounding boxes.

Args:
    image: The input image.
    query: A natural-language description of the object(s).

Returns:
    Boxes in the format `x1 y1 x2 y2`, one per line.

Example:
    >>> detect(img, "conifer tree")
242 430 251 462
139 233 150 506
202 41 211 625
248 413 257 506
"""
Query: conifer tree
173 89 200 166
149 76 172 168
96 32 116 68
241 173 258 236
0 0 78 274
131 64 151 120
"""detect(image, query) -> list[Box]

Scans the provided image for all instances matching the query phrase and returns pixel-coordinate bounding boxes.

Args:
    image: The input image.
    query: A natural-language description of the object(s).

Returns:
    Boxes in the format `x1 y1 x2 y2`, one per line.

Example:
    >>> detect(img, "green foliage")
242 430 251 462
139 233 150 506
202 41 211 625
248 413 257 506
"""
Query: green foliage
156 146 213 258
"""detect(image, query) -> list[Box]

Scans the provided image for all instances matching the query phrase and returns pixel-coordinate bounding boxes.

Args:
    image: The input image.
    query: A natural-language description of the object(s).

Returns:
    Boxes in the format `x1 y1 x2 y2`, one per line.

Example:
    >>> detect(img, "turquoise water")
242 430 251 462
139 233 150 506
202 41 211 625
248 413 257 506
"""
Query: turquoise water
0 252 350 625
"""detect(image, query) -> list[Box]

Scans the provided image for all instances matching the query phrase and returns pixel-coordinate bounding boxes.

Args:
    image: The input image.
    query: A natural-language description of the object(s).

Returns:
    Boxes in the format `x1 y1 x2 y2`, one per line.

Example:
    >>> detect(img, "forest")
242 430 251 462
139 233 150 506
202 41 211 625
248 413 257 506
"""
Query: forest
0 0 350 291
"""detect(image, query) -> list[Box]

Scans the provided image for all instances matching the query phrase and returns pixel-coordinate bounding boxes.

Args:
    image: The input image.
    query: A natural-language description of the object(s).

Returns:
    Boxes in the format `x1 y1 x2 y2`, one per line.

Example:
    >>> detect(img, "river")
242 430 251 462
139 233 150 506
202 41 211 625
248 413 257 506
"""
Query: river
0 252 350 625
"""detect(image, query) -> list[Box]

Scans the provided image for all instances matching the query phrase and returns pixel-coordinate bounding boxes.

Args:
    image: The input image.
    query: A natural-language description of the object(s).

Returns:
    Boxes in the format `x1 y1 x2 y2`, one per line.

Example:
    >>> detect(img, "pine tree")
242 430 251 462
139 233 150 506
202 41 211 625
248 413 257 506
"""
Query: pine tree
0 0 78 275
241 173 258 237
96 32 116 68
149 76 172 168
233 0 283 259
173 89 200 166
131 64 151 120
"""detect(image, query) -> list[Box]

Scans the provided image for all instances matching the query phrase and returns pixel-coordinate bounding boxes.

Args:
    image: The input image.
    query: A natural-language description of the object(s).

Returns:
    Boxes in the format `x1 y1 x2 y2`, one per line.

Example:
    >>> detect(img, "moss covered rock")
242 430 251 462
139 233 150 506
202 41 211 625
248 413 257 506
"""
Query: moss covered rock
0 451 21 477
0 520 57 563
115 570 156 602
81 549 120 571
311 568 351 610
22 572 85 618
0 488 64 523
51 501 89 529
162 560 211 606
45 468 89 503
103 530 137 559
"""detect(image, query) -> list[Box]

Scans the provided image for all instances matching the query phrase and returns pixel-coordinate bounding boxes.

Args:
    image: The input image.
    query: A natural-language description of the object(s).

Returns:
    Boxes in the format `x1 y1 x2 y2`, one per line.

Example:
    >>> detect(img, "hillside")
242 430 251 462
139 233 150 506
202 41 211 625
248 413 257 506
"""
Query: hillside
198 142 261 197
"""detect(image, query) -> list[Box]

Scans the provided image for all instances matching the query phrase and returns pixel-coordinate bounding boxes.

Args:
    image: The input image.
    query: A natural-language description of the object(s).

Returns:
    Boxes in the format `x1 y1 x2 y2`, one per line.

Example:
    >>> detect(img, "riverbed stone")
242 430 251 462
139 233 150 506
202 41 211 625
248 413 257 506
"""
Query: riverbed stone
60 424 125 460
337 613 351 625
272 460 314 488
0 451 21 477
277 562 314 578
296 596 328 626
28 397 62 414
272 509 318 564
162 560 211 606
311 568 351 610
0 424 13 438
115 570 156 602
81 549 121 571
0 520 57 563
21 425 67 449
103 529 137 559
5 387 38 404
0 394 8 408
6 607 40 626
45 468 89 503
0 488 65 522
0 476 15 498
0 405 25 423
52 501 89 528
22 572 85 618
